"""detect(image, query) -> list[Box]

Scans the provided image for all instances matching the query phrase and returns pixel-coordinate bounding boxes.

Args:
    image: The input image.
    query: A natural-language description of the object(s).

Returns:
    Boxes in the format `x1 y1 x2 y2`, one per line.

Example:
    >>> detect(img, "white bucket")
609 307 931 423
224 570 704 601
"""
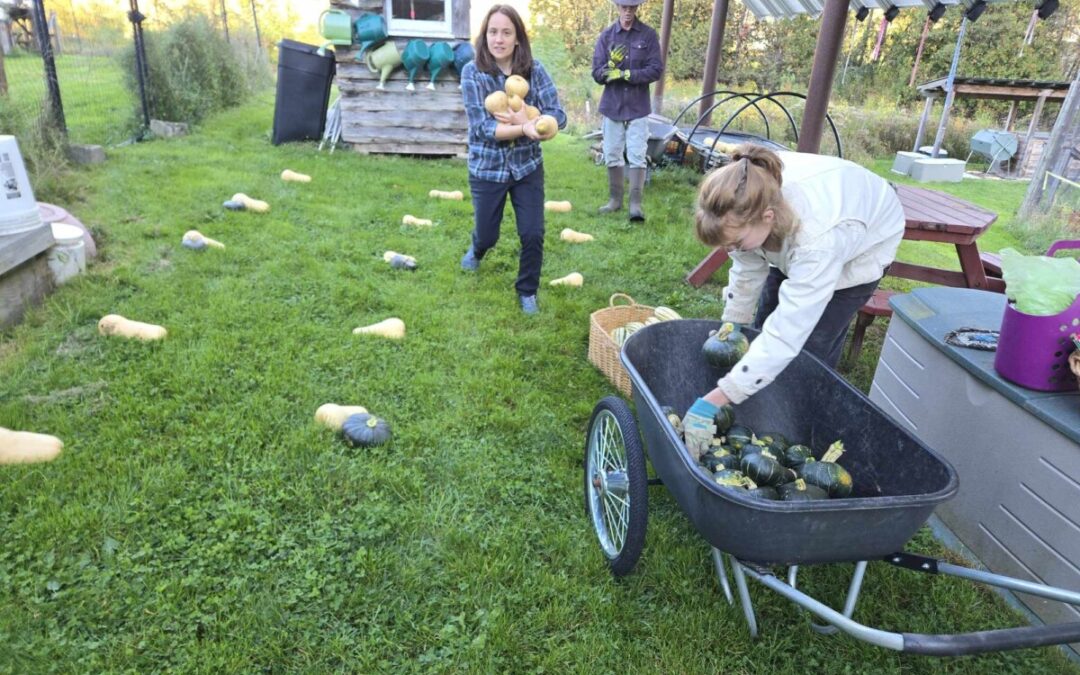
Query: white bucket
47 222 86 285
0 135 42 236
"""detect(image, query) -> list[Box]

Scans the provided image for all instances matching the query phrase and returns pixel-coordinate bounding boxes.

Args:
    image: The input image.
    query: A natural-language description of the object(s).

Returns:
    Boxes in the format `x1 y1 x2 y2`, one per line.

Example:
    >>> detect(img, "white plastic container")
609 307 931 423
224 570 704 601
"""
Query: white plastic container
0 135 43 236
47 223 86 285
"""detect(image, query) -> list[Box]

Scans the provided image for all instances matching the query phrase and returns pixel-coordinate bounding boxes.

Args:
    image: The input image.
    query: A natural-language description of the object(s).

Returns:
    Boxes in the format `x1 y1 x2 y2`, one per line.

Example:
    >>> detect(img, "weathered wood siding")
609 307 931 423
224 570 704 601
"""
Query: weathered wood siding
336 47 468 158
328 0 471 39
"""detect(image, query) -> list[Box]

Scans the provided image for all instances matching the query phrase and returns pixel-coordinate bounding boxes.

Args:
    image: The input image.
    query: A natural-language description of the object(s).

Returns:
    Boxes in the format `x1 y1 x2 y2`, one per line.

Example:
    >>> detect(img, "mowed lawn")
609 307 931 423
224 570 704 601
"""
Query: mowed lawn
1 92 1074 673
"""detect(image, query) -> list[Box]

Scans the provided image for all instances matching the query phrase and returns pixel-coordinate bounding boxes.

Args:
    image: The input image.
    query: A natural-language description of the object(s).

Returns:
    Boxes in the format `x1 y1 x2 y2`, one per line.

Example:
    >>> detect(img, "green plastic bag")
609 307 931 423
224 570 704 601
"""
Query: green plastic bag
1000 248 1080 316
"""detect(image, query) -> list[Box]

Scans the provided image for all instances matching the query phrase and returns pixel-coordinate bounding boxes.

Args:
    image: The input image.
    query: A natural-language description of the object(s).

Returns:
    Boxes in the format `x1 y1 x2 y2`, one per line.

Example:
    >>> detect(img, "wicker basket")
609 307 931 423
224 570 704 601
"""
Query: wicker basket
589 293 656 397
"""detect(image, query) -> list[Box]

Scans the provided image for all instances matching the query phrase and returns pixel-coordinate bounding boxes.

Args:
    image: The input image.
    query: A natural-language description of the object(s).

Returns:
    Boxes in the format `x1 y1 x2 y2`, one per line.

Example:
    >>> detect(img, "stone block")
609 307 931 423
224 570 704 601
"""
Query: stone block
150 119 190 138
910 158 966 183
68 144 105 165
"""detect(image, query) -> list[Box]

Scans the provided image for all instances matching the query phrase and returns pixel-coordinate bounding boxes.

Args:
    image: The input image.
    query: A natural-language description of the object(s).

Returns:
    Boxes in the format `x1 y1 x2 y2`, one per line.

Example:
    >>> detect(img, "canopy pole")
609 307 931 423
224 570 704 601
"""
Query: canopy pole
698 0 730 126
652 0 675 114
929 16 968 158
797 0 850 153
908 16 931 87
912 96 934 152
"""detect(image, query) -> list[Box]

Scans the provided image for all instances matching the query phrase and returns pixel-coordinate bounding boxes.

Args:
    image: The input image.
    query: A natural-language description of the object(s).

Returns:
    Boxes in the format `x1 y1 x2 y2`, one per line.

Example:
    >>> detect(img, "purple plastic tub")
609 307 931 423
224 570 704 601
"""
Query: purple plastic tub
994 293 1080 392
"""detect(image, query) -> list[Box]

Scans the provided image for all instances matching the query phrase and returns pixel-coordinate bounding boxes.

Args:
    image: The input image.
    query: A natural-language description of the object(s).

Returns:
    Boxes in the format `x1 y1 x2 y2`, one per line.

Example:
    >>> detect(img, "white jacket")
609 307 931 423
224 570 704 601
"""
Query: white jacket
718 151 905 404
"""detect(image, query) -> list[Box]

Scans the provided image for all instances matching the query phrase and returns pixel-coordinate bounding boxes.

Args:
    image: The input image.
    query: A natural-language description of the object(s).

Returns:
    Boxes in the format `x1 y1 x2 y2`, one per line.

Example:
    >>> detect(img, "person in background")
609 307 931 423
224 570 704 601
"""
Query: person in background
459 4 567 315
681 145 905 455
591 0 663 222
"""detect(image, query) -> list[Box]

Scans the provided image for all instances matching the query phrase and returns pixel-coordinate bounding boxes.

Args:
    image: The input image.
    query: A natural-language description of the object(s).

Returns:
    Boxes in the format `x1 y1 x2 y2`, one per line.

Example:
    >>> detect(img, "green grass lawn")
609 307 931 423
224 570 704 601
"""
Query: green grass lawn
1 93 1073 673
0 52 134 146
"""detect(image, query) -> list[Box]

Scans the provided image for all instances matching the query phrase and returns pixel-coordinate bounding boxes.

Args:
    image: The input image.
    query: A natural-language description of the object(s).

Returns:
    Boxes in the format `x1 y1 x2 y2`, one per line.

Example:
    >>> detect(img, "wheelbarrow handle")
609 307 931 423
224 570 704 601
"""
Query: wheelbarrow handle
902 622 1080 656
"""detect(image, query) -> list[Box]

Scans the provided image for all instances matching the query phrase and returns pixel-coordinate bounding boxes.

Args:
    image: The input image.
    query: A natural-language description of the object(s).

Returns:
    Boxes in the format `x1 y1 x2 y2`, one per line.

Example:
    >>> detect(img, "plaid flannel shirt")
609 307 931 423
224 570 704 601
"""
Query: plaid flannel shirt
461 60 567 183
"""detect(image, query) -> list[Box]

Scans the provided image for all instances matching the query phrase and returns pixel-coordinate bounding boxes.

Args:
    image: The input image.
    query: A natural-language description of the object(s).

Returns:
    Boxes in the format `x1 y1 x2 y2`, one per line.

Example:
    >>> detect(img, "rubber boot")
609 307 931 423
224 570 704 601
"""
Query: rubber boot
628 167 646 222
598 166 625 214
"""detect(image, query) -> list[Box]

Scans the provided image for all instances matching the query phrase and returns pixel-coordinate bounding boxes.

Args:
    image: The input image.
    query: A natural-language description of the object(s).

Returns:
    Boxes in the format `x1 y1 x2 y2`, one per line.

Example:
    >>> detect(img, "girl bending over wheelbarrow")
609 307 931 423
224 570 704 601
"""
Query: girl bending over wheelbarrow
682 145 905 454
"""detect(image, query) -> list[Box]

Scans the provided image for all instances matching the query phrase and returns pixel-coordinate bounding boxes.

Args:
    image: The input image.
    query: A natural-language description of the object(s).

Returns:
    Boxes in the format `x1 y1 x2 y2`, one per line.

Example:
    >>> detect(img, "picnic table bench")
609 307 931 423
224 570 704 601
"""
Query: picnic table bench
684 184 1004 359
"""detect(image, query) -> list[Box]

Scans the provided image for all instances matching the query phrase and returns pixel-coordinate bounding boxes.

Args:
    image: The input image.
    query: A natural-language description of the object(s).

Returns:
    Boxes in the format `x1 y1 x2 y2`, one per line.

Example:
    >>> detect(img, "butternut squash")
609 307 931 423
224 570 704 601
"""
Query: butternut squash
181 230 224 250
0 428 63 465
504 74 529 99
550 272 584 287
402 214 433 227
230 193 270 213
428 189 464 200
485 91 509 115
353 317 406 339
383 250 418 270
544 201 572 213
281 169 312 183
98 314 167 341
314 404 369 430
559 228 593 243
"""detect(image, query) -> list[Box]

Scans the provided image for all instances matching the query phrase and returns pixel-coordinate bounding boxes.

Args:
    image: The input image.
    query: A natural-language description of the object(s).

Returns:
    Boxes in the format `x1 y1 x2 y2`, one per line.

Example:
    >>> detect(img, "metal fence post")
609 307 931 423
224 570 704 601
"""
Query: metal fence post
128 0 151 135
31 0 66 134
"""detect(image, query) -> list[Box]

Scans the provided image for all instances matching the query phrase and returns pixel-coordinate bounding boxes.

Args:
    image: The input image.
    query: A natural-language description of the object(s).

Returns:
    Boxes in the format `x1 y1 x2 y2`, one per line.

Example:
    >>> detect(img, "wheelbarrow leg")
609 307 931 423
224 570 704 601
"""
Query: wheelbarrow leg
731 558 759 638
711 547 734 605
786 562 870 635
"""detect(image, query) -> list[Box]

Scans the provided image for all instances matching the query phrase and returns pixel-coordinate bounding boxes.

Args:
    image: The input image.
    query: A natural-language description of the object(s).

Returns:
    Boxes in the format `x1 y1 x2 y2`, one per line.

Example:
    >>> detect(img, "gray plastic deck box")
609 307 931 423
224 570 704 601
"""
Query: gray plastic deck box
910 158 966 183
891 151 923 176
870 288 1080 651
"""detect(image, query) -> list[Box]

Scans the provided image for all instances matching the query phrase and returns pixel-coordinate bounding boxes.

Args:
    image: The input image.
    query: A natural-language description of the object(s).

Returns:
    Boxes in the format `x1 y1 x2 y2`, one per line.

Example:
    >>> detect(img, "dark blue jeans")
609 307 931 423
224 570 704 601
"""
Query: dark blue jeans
468 165 545 297
753 266 882 368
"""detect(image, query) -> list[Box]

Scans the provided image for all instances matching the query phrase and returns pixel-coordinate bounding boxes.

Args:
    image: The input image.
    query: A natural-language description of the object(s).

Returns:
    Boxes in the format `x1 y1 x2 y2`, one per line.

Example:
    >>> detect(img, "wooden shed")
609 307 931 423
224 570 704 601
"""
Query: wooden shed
330 0 472 157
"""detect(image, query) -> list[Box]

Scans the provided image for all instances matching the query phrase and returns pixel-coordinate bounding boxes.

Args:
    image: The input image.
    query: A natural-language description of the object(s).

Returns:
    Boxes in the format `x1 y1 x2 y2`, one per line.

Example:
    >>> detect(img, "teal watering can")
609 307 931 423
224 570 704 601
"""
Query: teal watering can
452 42 475 77
317 9 353 55
354 13 388 58
366 41 402 90
401 40 430 91
426 42 454 90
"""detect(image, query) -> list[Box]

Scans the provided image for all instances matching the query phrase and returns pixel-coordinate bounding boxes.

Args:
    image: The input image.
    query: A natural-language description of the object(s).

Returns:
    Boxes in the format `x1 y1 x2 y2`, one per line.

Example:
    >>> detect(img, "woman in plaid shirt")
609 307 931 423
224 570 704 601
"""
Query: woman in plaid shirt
459 4 567 315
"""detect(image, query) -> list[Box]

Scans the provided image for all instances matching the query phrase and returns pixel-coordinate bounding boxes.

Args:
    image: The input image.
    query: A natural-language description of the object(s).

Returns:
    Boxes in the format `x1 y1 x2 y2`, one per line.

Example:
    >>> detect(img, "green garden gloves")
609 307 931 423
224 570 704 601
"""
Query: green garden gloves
606 44 626 69
605 68 631 82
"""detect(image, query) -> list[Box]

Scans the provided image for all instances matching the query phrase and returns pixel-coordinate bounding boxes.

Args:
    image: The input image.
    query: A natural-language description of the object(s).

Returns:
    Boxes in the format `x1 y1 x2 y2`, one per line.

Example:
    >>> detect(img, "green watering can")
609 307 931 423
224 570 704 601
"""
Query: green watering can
401 40 430 91
354 13 388 58
426 42 454 90
317 9 352 55
366 41 402 90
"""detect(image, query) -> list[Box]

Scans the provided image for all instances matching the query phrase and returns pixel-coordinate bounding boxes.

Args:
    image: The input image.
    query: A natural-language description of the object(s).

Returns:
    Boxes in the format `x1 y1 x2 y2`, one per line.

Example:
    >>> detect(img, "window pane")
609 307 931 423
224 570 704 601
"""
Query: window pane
390 0 445 21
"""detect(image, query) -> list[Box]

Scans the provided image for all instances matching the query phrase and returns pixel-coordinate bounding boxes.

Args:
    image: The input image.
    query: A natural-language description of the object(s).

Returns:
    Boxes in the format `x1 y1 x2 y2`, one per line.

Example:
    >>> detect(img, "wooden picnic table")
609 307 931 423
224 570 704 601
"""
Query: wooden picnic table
685 184 1007 294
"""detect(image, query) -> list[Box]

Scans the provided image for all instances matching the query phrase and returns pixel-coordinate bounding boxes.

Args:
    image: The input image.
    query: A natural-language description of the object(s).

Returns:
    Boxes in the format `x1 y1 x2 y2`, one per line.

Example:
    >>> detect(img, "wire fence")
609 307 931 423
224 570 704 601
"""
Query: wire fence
0 0 269 148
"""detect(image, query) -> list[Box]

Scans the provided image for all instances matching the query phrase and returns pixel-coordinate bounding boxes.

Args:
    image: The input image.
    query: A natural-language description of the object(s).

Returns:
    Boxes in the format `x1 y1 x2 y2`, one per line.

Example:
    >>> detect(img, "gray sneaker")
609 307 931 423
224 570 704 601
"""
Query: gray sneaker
460 246 479 272
519 294 539 315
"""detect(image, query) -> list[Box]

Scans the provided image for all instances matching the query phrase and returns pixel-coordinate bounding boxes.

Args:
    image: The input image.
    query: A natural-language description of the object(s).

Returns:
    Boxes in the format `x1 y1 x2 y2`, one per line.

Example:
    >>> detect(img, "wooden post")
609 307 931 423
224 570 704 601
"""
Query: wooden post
908 16 931 88
1017 91 1049 174
1004 101 1018 131
698 0 730 126
930 17 968 158
1021 69 1080 218
0 43 7 96
913 95 934 151
652 0 674 115
798 0 850 154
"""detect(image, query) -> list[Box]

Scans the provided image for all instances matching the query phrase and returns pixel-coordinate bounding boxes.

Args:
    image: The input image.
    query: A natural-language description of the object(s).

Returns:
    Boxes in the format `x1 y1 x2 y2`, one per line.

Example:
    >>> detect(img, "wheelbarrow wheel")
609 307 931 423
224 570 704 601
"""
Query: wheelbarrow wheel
584 396 648 577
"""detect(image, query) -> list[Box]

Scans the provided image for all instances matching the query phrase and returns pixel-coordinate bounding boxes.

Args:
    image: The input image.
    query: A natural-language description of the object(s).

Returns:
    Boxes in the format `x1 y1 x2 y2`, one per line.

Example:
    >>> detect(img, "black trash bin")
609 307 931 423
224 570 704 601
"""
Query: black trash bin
272 39 336 145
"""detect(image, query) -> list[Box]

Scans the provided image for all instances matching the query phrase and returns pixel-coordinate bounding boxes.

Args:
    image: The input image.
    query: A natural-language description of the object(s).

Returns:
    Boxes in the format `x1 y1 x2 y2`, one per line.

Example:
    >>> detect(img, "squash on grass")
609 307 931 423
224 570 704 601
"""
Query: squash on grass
315 404 369 430
352 318 406 339
342 413 392 447
550 272 583 287
0 428 63 464
701 322 749 369
98 314 167 341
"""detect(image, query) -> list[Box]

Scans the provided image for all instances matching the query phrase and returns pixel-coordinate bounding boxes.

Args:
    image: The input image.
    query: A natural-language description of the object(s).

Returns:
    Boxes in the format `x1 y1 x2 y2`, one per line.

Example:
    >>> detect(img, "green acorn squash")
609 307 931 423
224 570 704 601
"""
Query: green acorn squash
342 413 393 448
799 460 853 498
701 322 750 369
778 479 828 502
747 486 780 501
713 405 736 434
779 444 814 469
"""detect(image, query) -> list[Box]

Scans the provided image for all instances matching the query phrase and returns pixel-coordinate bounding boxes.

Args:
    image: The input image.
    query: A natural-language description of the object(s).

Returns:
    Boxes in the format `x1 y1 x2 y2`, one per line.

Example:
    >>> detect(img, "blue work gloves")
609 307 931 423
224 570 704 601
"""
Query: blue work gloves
681 397 719 461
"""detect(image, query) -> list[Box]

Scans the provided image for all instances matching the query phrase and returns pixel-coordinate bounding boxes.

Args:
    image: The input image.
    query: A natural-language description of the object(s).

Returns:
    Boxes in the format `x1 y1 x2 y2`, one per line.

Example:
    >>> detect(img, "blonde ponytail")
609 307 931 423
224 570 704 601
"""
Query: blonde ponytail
694 144 796 248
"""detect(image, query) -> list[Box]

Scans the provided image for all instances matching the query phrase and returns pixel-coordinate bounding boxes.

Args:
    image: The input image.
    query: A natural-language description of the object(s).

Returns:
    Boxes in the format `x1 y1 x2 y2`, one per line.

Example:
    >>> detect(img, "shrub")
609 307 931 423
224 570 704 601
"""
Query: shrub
119 15 270 126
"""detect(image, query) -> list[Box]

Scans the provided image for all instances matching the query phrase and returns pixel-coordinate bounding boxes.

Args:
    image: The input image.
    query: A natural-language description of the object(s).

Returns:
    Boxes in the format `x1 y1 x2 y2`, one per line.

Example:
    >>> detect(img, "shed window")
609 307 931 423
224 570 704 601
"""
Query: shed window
387 0 452 37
